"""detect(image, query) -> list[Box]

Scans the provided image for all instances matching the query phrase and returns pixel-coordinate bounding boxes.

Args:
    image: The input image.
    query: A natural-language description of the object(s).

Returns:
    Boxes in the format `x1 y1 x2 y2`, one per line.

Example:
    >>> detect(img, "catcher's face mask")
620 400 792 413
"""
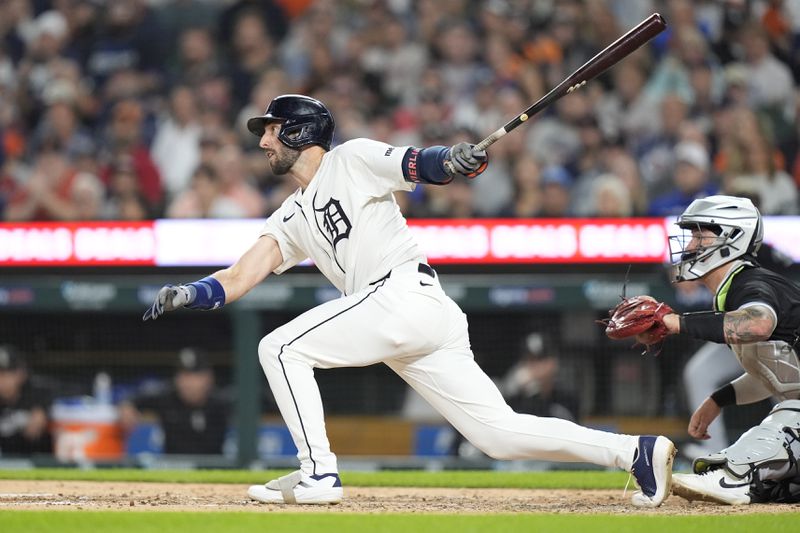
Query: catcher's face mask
669 224 728 281
669 195 763 282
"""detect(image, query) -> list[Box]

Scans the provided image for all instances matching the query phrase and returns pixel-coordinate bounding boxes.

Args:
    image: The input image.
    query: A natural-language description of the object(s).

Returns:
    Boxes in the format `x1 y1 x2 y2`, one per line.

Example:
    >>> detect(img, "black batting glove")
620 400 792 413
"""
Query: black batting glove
447 142 488 178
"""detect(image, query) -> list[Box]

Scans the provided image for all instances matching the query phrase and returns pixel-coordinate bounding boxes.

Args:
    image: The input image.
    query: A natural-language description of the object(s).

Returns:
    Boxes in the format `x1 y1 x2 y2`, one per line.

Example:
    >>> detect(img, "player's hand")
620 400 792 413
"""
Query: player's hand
447 142 488 178
142 284 196 321
688 397 722 440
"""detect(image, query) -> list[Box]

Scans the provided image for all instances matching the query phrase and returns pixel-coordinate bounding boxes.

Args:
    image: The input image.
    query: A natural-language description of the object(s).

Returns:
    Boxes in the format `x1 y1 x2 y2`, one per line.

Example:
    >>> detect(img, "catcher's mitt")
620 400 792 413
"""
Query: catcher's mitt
600 295 675 355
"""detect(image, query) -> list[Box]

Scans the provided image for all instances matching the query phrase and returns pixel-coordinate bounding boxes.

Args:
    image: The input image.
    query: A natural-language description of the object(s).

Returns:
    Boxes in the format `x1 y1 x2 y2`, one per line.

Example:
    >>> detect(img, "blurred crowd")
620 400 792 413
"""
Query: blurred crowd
1 0 800 222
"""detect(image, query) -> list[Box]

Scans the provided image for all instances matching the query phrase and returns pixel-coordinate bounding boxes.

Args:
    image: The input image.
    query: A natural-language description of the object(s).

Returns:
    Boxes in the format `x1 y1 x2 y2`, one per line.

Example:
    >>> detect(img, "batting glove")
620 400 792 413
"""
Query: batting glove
447 142 488 178
142 284 196 321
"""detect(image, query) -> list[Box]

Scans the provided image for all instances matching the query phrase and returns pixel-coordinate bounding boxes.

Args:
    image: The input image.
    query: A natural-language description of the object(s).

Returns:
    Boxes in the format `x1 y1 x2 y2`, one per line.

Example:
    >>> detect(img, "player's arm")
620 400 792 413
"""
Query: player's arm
401 142 488 185
142 236 283 321
213 235 283 301
662 303 777 345
688 374 771 438
721 305 777 343
689 370 774 439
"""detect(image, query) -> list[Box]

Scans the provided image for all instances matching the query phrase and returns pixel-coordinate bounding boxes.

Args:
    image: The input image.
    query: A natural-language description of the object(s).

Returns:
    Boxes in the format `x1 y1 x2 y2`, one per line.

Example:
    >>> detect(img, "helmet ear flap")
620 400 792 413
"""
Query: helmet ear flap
281 123 307 142
748 216 764 254
278 120 328 150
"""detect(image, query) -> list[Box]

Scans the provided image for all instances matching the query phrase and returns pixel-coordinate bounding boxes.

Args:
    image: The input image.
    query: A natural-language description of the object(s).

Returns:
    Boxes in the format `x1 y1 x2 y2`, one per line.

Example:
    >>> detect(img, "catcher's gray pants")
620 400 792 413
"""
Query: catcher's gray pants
257 262 639 475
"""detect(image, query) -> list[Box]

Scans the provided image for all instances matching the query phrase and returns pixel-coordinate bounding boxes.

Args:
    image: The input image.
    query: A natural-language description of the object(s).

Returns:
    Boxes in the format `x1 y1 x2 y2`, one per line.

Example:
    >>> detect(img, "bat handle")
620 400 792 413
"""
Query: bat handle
474 127 507 152
443 127 506 175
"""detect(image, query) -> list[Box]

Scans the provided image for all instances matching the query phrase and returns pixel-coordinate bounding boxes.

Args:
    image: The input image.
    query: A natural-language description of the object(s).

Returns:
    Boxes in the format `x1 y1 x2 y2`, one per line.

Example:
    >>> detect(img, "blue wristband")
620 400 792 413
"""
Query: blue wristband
186 276 226 310
402 146 452 185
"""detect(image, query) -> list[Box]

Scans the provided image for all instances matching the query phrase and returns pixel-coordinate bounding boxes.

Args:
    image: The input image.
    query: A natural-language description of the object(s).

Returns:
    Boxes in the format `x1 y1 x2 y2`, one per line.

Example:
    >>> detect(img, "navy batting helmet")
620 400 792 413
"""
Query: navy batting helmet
247 94 335 151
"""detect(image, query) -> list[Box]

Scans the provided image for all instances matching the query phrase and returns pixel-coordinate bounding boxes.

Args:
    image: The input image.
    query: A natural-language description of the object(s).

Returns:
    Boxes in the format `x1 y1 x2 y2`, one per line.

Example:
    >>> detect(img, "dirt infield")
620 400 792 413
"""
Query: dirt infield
0 480 796 514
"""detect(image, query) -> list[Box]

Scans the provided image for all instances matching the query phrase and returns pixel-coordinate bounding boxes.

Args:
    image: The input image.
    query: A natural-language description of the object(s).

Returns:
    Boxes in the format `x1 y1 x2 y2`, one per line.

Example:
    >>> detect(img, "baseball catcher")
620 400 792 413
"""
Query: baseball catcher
602 195 800 505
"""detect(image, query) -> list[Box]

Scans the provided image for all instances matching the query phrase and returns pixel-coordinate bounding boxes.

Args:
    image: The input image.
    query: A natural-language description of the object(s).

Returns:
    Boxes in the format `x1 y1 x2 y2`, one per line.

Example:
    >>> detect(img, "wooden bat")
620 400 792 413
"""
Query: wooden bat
476 13 667 152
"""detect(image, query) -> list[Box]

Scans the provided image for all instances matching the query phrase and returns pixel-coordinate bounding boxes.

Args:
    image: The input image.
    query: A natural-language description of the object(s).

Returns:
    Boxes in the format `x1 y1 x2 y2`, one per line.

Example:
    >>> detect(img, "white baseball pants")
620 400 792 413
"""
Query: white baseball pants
258 261 638 475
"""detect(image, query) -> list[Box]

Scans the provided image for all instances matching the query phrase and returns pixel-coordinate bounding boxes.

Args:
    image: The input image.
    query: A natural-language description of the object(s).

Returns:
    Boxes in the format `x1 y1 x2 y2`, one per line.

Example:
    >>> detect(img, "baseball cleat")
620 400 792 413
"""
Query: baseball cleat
248 470 343 504
672 470 751 505
630 435 676 507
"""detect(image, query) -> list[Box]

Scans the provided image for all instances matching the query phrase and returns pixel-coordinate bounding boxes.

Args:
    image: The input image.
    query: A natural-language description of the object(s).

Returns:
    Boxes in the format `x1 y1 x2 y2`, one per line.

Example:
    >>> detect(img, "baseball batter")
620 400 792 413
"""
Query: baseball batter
143 94 674 507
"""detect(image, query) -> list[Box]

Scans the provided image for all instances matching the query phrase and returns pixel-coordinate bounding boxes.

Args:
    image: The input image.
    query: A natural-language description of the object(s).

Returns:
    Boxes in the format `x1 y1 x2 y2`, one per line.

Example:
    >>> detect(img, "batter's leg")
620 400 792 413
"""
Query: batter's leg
257 275 445 475
386 349 639 470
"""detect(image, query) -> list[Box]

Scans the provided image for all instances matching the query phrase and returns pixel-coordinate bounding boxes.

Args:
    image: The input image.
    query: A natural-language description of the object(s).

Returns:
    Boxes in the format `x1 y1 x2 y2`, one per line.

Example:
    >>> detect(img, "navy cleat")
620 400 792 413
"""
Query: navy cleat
630 435 676 507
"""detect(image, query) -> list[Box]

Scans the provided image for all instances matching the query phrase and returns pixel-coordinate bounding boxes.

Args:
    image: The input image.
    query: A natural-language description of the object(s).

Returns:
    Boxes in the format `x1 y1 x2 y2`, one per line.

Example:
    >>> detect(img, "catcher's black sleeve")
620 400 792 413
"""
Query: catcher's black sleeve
725 267 800 344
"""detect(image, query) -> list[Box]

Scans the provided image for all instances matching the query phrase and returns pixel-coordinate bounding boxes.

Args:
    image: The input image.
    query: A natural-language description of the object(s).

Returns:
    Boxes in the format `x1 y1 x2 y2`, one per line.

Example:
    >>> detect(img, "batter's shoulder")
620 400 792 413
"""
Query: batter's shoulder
330 138 397 159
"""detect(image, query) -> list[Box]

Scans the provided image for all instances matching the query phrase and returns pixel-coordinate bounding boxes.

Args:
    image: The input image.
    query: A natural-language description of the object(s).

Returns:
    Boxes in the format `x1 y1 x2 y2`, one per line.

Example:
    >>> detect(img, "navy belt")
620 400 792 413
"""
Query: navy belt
417 263 435 278
370 263 435 285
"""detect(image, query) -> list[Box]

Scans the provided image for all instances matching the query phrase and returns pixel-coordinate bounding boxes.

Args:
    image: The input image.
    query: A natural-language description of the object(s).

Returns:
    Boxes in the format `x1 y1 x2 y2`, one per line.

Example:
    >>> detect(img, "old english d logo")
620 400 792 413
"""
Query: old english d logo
315 198 351 247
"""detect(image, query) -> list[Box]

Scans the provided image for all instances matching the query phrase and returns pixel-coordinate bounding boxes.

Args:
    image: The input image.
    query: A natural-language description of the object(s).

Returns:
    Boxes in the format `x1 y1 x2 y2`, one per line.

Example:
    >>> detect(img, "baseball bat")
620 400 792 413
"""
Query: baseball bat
475 13 667 152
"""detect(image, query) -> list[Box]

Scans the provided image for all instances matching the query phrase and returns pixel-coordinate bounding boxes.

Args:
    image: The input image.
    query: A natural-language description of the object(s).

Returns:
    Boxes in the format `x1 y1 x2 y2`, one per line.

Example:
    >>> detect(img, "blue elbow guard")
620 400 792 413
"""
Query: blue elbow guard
186 276 226 310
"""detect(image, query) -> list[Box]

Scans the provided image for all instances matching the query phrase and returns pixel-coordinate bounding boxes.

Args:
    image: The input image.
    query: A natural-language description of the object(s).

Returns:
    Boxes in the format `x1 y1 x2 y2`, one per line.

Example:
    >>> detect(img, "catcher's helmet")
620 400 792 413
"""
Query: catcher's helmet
246 94 335 151
670 195 763 281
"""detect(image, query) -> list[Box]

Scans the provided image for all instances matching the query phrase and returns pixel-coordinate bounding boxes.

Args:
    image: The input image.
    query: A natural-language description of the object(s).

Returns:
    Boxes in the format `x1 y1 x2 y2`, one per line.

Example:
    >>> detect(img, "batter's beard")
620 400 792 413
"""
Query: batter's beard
270 147 302 175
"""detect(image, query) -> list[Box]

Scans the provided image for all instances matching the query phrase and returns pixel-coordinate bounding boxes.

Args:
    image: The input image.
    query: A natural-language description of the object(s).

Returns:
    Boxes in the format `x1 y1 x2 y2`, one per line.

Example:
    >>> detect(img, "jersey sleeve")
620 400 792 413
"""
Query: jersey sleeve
726 274 780 319
259 192 308 274
335 138 416 197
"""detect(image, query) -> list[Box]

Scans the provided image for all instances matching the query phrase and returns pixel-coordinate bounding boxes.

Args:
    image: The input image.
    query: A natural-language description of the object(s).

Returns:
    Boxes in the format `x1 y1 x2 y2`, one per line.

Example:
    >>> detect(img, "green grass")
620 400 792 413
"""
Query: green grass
0 512 797 533
0 468 630 488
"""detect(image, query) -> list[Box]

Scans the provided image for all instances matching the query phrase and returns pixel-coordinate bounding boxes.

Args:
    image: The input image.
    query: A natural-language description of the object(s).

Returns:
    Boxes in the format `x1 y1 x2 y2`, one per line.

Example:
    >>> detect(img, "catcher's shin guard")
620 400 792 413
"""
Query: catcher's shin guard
693 400 800 484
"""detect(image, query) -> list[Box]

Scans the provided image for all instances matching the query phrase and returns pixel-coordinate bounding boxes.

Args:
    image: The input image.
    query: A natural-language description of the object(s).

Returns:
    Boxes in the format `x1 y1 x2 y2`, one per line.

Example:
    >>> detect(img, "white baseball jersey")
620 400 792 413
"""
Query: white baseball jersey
260 138 424 295
254 137 640 480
